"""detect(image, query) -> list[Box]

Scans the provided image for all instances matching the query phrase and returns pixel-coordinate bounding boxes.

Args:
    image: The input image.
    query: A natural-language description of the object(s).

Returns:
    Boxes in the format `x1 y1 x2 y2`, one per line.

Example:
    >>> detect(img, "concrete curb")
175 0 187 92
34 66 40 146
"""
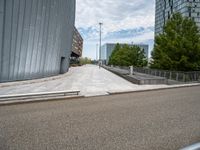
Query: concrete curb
0 68 76 88
1 83 199 106
0 74 66 88
108 83 200 95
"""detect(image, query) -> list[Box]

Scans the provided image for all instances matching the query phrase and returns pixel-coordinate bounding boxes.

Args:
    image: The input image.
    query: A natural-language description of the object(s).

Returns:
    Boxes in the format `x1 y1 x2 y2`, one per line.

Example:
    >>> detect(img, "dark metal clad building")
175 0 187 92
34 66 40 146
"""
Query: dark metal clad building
0 0 76 83
71 27 83 58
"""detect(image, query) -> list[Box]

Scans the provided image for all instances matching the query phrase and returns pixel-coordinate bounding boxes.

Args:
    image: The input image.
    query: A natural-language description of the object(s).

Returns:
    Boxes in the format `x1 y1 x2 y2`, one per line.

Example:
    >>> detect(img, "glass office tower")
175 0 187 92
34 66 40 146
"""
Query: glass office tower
155 0 200 35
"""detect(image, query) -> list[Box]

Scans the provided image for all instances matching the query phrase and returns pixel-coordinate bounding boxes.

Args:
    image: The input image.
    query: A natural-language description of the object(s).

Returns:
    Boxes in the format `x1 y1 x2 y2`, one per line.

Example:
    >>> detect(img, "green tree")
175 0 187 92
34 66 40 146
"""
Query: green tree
109 43 121 65
79 57 92 65
151 13 200 71
109 44 147 67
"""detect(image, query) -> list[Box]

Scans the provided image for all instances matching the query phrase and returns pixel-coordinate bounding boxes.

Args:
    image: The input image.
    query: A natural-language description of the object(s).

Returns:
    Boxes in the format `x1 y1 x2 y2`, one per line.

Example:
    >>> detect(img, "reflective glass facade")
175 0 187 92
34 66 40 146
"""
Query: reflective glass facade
155 0 200 35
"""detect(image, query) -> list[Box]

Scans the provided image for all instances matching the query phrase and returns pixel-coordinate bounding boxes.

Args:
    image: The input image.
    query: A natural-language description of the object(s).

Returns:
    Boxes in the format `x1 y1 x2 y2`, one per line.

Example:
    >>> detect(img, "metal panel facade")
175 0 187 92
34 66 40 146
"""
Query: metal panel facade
0 0 75 82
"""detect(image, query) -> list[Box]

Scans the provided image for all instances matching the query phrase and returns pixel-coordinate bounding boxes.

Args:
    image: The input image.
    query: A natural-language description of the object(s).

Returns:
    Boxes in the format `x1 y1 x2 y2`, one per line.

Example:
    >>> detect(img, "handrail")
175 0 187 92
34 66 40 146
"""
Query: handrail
0 90 80 100
108 65 200 82
180 143 200 150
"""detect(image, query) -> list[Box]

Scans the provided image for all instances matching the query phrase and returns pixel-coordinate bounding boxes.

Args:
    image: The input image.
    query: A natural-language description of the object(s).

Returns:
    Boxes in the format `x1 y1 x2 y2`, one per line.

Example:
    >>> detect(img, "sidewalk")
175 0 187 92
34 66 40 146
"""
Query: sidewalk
0 65 199 97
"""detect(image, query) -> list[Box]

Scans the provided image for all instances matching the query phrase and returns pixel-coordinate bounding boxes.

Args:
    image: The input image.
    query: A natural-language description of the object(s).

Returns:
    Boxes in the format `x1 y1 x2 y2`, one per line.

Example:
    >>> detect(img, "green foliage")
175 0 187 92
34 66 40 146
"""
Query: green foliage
79 57 92 65
109 43 121 65
108 43 148 67
151 13 200 71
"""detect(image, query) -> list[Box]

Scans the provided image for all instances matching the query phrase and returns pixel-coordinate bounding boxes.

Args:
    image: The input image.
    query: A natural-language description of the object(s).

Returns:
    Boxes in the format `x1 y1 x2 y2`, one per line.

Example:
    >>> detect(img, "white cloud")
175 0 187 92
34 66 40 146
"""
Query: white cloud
75 0 155 59
76 0 155 31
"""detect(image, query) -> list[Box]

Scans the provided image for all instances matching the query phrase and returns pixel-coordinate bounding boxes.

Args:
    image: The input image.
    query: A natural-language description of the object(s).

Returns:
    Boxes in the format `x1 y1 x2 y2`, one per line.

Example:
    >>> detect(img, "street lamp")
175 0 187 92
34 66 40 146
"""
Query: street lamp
99 22 103 62
96 44 98 61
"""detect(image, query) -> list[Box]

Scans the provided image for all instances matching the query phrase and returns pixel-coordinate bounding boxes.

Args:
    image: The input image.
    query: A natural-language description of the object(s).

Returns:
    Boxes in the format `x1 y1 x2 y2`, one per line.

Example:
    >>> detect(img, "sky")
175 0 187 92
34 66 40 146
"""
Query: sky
75 0 155 59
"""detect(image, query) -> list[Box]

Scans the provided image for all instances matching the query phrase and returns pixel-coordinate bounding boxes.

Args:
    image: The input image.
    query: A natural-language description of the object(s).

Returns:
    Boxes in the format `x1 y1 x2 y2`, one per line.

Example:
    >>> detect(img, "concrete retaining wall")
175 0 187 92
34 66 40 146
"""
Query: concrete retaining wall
103 66 167 85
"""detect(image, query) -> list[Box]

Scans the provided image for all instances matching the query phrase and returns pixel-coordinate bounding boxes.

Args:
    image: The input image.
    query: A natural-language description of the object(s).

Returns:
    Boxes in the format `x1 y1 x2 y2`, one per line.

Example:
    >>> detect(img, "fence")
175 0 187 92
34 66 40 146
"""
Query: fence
110 66 200 83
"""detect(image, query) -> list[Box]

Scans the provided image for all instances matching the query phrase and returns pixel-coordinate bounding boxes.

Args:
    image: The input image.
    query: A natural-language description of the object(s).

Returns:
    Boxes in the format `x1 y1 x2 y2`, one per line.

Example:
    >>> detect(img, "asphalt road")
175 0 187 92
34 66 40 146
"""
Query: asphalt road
0 86 200 150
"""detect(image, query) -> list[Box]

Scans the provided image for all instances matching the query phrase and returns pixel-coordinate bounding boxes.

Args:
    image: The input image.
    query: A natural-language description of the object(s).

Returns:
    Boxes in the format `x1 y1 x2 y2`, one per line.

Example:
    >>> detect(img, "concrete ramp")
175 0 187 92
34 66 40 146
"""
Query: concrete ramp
104 66 167 85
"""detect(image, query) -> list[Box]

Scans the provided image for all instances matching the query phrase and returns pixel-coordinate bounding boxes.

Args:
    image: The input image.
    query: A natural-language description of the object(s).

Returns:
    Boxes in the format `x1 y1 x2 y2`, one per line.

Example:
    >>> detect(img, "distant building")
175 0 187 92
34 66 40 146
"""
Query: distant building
155 0 200 35
71 27 83 58
100 43 149 65
0 0 76 83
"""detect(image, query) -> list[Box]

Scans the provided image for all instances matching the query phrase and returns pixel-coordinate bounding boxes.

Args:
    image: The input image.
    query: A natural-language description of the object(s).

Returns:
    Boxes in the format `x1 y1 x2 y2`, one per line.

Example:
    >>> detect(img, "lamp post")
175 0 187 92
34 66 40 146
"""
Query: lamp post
99 22 103 63
96 43 98 62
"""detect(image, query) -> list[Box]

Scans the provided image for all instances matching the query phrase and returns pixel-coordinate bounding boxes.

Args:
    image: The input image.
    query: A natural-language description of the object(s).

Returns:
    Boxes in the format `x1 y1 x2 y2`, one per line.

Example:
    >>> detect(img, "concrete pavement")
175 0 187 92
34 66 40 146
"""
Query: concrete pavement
0 86 200 150
0 65 199 98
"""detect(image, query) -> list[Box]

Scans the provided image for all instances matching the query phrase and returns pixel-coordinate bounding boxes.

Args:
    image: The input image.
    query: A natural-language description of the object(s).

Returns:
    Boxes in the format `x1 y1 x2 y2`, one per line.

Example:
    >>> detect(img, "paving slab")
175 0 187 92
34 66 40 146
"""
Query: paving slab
0 65 199 98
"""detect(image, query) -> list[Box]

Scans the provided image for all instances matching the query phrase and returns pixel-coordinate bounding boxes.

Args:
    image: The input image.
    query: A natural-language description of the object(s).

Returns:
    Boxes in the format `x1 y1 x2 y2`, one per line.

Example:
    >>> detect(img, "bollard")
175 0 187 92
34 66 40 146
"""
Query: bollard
176 73 179 81
130 66 133 75
169 72 172 80
183 74 186 82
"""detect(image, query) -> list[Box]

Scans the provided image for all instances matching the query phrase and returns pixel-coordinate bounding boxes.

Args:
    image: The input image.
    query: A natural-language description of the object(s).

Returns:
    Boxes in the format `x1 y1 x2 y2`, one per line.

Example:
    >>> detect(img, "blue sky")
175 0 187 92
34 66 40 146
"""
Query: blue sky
75 0 155 59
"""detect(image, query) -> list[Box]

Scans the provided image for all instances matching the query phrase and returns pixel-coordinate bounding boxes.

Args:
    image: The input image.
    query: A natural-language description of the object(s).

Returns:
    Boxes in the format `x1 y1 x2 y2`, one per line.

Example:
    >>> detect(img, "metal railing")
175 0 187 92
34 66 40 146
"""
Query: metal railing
0 90 80 102
108 65 200 83
132 67 200 82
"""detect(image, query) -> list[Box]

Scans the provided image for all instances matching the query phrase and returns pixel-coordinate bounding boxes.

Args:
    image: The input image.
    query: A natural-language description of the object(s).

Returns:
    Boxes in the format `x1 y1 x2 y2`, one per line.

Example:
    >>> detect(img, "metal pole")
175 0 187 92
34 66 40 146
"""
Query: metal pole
99 23 103 62
96 44 98 61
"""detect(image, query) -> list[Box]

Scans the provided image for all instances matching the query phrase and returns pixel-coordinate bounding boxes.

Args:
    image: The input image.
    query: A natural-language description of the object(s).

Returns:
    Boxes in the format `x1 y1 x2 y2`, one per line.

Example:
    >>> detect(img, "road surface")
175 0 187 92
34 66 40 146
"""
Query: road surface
0 86 200 150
